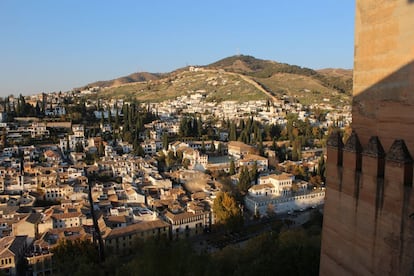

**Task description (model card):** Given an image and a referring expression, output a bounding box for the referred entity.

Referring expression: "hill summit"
[85,55,352,105]
[206,55,352,94]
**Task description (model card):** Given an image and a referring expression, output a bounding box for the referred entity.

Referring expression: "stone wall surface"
[321,137,414,275]
[320,1,414,275]
[353,1,414,149]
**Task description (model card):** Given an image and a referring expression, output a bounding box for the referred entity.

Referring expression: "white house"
[51,211,84,229]
[45,106,66,116]
[165,209,211,239]
[141,140,157,155]
[28,122,49,138]
[44,185,74,201]
[238,154,268,172]
[244,172,324,216]
[182,148,208,171]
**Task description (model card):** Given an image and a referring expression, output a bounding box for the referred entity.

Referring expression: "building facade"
[245,173,324,216]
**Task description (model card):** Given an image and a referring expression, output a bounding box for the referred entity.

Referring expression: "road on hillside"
[202,69,281,104]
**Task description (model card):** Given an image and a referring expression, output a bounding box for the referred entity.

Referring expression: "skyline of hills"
[85,55,352,106]
[85,55,352,93]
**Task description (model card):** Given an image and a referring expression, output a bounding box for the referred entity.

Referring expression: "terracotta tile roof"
[269,173,293,181]
[25,213,42,224]
[0,206,19,216]
[250,183,274,191]
[165,210,208,223]
[228,141,250,148]
[107,219,169,239]
[241,154,267,161]
[106,215,128,224]
[0,236,27,258]
[36,226,92,248]
[261,173,293,181]
[51,212,82,220]
[126,189,137,196]
[44,150,60,158]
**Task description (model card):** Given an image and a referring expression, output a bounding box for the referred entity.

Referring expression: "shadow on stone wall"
[322,59,414,275]
[351,58,414,174]
[352,60,414,149]
[353,60,414,114]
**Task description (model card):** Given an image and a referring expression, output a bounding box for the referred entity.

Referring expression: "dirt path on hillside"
[203,69,280,103]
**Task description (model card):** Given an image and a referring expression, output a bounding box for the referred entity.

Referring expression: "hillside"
[207,55,353,95]
[98,69,269,103]
[87,55,352,106]
[317,68,353,78]
[254,73,348,105]
[207,55,317,78]
[87,72,162,88]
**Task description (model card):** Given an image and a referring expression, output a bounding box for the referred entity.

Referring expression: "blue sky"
[0,1,355,96]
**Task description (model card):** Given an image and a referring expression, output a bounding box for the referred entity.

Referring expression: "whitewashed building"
[244,173,325,216]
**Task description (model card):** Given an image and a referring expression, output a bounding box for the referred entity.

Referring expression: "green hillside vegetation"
[98,70,269,103]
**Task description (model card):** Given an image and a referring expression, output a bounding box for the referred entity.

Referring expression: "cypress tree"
[229,122,237,141]
[229,160,236,175]
[201,139,206,154]
[162,133,169,150]
[238,166,251,193]
[115,105,119,129]
[197,117,203,138]
[108,109,112,125]
[210,140,216,152]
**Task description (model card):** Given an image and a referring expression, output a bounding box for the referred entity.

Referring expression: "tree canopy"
[213,192,243,231]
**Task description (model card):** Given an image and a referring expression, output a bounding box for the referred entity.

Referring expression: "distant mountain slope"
[317,68,353,78]
[207,55,353,95]
[207,55,316,77]
[98,69,269,103]
[83,55,352,106]
[87,72,162,88]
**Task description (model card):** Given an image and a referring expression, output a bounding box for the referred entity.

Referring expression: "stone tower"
[320,1,414,275]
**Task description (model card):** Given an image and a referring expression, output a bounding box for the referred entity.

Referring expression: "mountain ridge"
[86,72,164,88]
[204,55,352,95]
[84,55,352,92]
[84,55,352,105]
